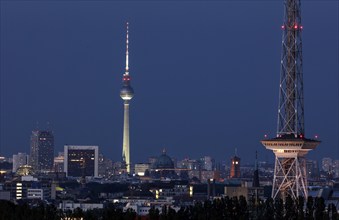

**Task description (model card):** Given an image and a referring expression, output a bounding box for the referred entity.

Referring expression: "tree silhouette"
[314,197,325,219]
[284,195,296,219]
[305,196,314,220]
[296,196,305,220]
[263,197,274,220]
[274,198,284,220]
[149,206,160,220]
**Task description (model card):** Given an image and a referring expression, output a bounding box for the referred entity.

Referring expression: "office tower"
[64,145,99,177]
[53,152,64,173]
[201,156,214,171]
[261,0,320,199]
[322,157,332,172]
[29,130,54,172]
[12,153,29,173]
[230,153,241,178]
[120,22,134,173]
[306,159,319,179]
[333,160,339,178]
[98,154,113,177]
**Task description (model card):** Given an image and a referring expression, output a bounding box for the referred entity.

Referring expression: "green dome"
[16,165,35,176]
[154,149,174,169]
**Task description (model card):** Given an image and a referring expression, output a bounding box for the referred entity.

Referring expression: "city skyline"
[0,1,338,164]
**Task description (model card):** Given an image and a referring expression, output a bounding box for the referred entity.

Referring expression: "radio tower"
[261,0,320,200]
[120,22,134,173]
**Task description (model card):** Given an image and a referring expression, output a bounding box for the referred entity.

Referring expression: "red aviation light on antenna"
[299,134,303,139]
[281,25,285,29]
[300,26,303,29]
[294,25,298,29]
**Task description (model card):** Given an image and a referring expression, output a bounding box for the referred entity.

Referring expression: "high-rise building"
[178,158,200,170]
[120,22,135,173]
[98,154,113,177]
[322,157,332,172]
[333,160,339,178]
[306,159,319,179]
[12,153,29,173]
[29,130,54,172]
[200,156,214,171]
[53,152,64,173]
[230,155,241,178]
[64,145,99,177]
[261,0,320,200]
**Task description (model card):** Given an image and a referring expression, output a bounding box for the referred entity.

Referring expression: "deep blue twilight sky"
[0,1,338,164]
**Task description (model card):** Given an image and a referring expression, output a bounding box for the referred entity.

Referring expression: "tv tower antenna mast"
[261,0,320,200]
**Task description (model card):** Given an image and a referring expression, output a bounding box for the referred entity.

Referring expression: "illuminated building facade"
[64,145,98,177]
[322,157,332,172]
[4,176,51,201]
[53,152,64,173]
[29,130,54,172]
[12,153,29,173]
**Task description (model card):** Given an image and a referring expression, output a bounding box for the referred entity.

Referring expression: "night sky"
[0,1,338,164]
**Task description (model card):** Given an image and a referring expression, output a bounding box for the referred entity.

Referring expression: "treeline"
[0,201,136,220]
[0,196,338,220]
[149,196,338,220]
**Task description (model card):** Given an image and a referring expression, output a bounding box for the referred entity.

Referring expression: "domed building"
[153,149,174,170]
[152,149,176,178]
[16,165,35,176]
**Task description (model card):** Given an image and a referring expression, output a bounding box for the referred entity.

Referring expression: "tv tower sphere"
[120,75,134,101]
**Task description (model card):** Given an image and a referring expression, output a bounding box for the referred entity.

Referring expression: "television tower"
[120,22,134,173]
[261,0,320,200]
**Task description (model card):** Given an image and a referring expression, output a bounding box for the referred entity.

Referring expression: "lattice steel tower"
[261,0,320,200]
[120,22,134,173]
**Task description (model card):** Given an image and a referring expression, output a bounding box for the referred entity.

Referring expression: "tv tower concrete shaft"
[261,0,320,200]
[122,101,131,172]
[120,22,134,173]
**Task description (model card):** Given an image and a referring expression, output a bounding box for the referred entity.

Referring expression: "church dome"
[154,149,174,170]
[16,165,35,176]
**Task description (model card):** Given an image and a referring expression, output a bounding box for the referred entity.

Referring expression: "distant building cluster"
[322,157,339,178]
[0,128,338,214]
